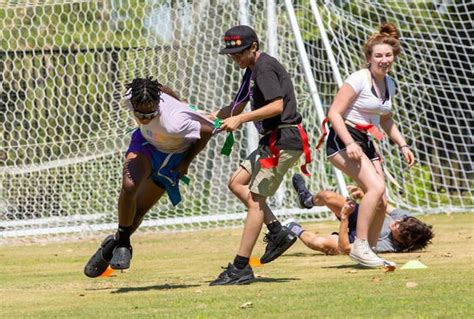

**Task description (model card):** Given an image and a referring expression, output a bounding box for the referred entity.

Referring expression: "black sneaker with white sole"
[84,234,117,278]
[209,263,255,286]
[260,226,297,264]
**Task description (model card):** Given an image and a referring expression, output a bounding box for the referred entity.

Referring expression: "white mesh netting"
[1,0,472,243]
[295,0,473,212]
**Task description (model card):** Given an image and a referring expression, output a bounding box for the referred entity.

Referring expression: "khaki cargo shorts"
[241,145,303,197]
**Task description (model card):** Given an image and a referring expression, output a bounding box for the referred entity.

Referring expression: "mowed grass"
[1,213,473,318]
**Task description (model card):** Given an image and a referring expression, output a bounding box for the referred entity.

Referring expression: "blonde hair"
[363,23,401,61]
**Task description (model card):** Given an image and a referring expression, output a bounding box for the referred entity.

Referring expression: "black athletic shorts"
[325,124,379,160]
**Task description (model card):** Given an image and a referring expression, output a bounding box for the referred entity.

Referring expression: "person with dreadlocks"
[286,174,434,255]
[84,78,214,277]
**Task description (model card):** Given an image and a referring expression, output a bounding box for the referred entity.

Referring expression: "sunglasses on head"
[133,109,160,120]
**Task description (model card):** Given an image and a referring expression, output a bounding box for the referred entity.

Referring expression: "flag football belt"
[314,117,402,188]
[259,124,312,176]
[345,119,402,188]
[344,120,402,189]
[343,119,384,141]
[344,119,385,163]
[315,117,384,151]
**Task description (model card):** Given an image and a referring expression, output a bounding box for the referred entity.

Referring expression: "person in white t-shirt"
[84,78,215,277]
[325,23,415,268]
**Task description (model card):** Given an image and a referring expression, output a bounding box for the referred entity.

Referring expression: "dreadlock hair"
[126,77,163,107]
[397,216,434,252]
[363,22,401,61]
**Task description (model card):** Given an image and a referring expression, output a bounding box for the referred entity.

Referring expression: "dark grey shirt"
[376,208,411,253]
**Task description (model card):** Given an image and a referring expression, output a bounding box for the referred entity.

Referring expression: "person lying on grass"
[286,174,434,255]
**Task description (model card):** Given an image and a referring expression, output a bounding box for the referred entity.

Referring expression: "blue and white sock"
[287,222,304,237]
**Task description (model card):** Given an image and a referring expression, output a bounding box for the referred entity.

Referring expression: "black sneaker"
[260,226,297,264]
[84,234,117,278]
[110,246,133,270]
[292,174,313,209]
[209,263,255,286]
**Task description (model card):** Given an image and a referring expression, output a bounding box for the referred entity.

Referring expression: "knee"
[247,192,265,210]
[376,197,387,213]
[367,181,385,198]
[121,176,140,197]
[227,180,237,195]
[227,178,243,195]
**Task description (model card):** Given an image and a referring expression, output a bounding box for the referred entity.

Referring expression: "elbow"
[200,130,213,142]
[380,116,393,128]
[327,109,339,124]
[274,100,284,115]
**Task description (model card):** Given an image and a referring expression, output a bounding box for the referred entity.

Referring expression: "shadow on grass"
[321,264,372,269]
[281,252,321,258]
[203,277,300,286]
[111,283,200,293]
[253,277,300,283]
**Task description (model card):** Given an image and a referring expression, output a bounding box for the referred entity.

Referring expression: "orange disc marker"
[249,256,263,267]
[99,266,115,277]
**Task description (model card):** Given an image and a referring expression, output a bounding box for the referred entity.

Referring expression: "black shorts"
[325,125,379,160]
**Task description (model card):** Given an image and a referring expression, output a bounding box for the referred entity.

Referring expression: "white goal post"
[1,0,472,243]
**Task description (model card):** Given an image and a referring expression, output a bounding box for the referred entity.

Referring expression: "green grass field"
[1,213,473,318]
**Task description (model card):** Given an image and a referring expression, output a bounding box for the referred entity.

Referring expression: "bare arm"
[213,101,248,120]
[380,114,415,167]
[380,114,408,147]
[327,83,362,160]
[220,98,284,132]
[174,124,213,177]
[337,199,356,254]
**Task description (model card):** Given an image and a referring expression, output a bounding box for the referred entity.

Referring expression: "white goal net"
[1,0,472,243]
[295,0,473,213]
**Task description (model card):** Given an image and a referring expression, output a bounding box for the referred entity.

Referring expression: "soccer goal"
[295,0,473,213]
[1,0,472,242]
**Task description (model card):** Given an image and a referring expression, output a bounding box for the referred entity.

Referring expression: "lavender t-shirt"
[125,92,213,153]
